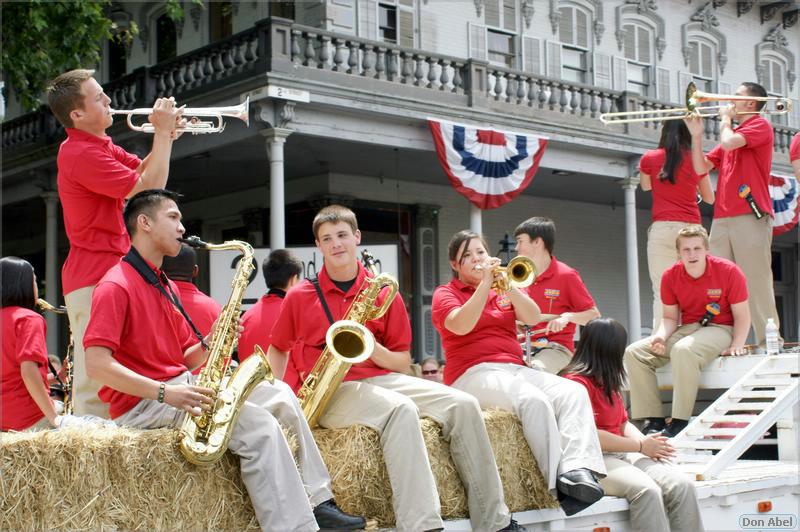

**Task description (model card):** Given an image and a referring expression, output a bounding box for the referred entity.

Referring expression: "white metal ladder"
[671,354,799,480]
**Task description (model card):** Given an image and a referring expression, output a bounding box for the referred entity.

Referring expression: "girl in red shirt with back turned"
[562,318,703,532]
[639,121,714,330]
[1,257,59,431]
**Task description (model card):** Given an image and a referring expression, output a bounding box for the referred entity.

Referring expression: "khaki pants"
[710,214,779,345]
[319,372,510,531]
[453,363,606,491]
[626,323,732,420]
[65,285,109,419]
[116,373,331,532]
[601,453,704,532]
[529,342,573,374]
[647,221,691,330]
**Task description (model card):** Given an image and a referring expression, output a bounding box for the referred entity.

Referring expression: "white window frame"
[687,37,716,93]
[375,0,415,47]
[760,54,789,126]
[622,21,653,96]
[483,0,518,69]
[557,4,591,84]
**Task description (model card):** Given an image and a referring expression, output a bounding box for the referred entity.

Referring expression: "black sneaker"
[641,417,666,435]
[313,499,366,530]
[498,518,527,531]
[663,418,689,438]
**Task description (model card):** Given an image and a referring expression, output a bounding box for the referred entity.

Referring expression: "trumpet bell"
[326,320,375,365]
[507,256,536,289]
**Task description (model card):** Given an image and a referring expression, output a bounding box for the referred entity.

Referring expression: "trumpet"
[476,255,537,292]
[110,97,249,134]
[600,82,793,124]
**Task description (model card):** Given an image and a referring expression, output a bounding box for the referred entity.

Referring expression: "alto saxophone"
[178,236,274,465]
[297,249,399,428]
[36,298,74,415]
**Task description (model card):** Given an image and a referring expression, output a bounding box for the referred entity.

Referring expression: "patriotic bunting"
[770,174,799,236]
[428,119,548,210]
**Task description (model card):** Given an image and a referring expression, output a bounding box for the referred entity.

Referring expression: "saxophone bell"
[326,320,375,365]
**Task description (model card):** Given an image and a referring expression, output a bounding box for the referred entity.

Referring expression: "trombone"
[110,96,249,134]
[599,82,793,124]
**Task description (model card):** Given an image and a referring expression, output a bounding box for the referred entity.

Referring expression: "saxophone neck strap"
[310,277,335,326]
[123,246,208,349]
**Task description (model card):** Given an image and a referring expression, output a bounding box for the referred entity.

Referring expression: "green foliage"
[1,0,203,113]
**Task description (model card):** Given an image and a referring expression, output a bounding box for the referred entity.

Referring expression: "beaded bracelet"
[157,382,166,403]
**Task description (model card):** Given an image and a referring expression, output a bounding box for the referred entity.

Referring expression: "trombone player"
[47,69,184,418]
[683,82,781,348]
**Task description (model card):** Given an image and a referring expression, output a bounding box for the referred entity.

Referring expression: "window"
[688,39,714,92]
[108,38,127,80]
[378,0,414,47]
[155,13,177,63]
[269,1,295,20]
[210,1,233,43]
[622,23,652,95]
[761,56,787,126]
[379,4,397,43]
[559,5,590,83]
[488,30,515,68]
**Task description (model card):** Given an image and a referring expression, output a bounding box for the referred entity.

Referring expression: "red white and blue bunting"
[428,119,548,209]
[771,173,799,236]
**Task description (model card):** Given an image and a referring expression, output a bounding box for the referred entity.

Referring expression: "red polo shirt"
[270,263,410,392]
[706,116,774,219]
[525,257,595,353]
[172,280,221,337]
[239,292,284,362]
[639,148,704,223]
[1,307,49,431]
[84,257,197,418]
[791,132,799,163]
[57,128,141,295]
[563,373,627,437]
[432,278,524,385]
[660,255,748,327]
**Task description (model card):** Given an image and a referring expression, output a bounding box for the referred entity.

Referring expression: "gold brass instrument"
[110,97,249,134]
[476,255,537,292]
[37,298,74,415]
[600,82,793,124]
[178,236,273,465]
[297,251,399,428]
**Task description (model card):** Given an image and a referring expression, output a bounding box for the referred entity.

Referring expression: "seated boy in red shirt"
[625,224,750,437]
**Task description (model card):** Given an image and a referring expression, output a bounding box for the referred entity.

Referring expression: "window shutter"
[559,7,573,45]
[546,40,562,78]
[688,43,699,75]
[468,23,488,61]
[717,80,731,95]
[638,26,650,64]
[656,66,670,102]
[593,52,612,88]
[359,0,377,40]
[485,0,500,28]
[576,9,588,48]
[623,25,635,60]
[613,55,627,91]
[523,36,542,75]
[398,8,414,48]
[503,0,516,32]
[678,71,694,98]
[773,65,783,94]
[701,43,712,78]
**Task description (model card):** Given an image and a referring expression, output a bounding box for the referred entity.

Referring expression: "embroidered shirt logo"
[495,292,512,309]
[707,288,722,300]
[544,288,560,300]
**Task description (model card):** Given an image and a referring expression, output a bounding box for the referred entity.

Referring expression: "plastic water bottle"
[765,318,780,356]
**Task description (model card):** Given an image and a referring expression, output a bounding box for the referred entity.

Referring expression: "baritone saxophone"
[297,249,398,428]
[178,236,274,465]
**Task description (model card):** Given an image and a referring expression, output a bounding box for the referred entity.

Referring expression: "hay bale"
[1,410,556,530]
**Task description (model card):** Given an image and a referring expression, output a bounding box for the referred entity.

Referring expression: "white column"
[622,175,641,341]
[42,191,60,353]
[260,128,293,250]
[469,204,482,235]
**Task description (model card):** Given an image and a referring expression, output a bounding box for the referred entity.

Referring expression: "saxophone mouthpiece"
[179,236,209,248]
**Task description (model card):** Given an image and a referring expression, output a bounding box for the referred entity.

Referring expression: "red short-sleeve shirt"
[270,263,411,392]
[706,116,774,219]
[790,132,800,163]
[525,257,596,353]
[563,373,628,437]
[239,292,284,362]
[660,255,748,327]
[431,278,524,385]
[172,280,221,337]
[57,128,141,295]
[1,307,49,431]
[639,148,704,223]
[84,257,197,418]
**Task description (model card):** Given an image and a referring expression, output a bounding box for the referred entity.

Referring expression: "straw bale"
[1,410,556,530]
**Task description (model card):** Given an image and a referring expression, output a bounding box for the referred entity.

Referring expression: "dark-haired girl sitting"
[1,257,60,431]
[562,318,703,532]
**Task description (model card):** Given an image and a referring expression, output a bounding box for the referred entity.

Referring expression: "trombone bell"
[110,96,250,134]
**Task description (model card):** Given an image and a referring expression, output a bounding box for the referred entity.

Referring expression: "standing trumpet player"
[684,82,780,347]
[47,69,184,418]
[268,205,522,531]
